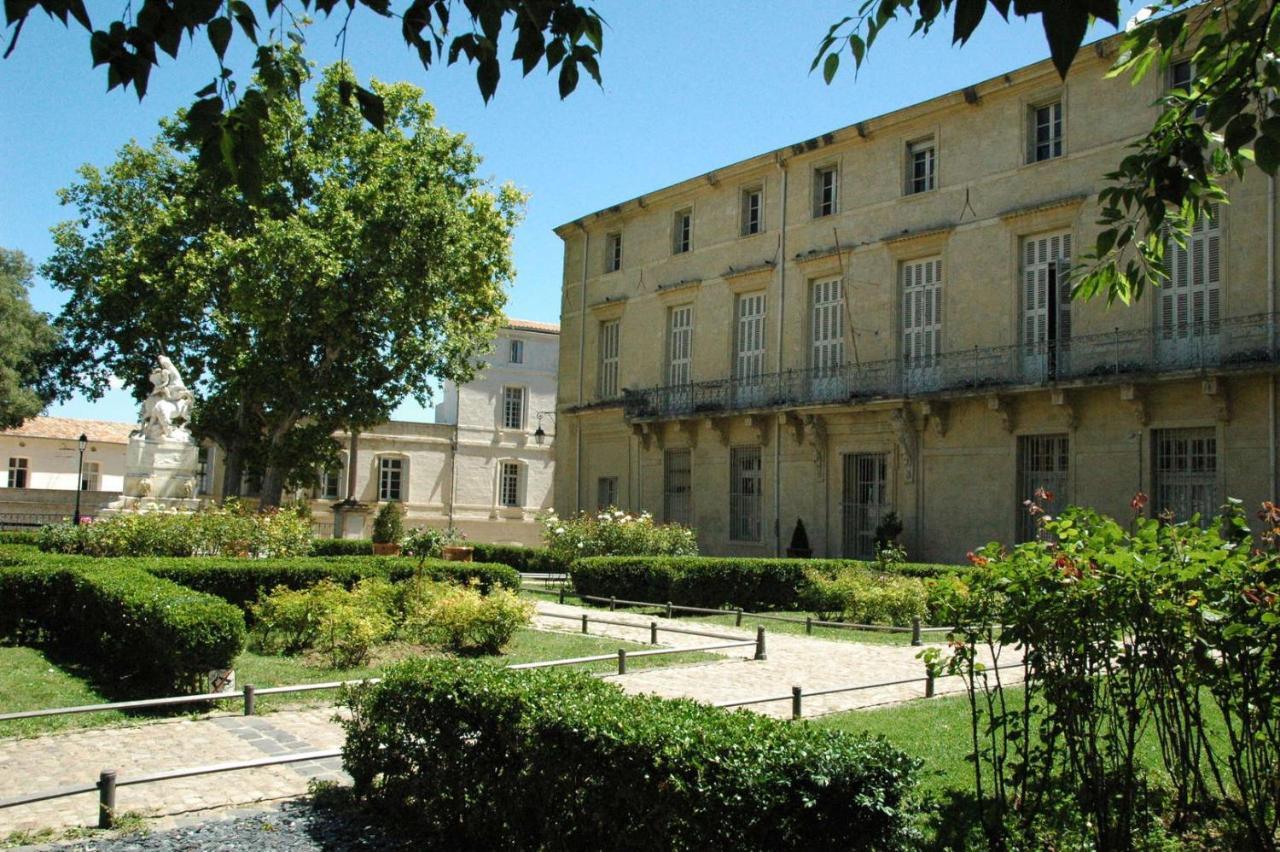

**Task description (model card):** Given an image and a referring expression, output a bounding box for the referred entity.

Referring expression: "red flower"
[1034,487,1054,502]
[967,551,989,567]
[1130,491,1149,511]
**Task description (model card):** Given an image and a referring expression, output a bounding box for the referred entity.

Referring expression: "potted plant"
[439,527,473,562]
[786,518,813,559]
[874,511,904,553]
[371,501,404,556]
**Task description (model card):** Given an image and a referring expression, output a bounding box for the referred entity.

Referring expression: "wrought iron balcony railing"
[622,313,1280,421]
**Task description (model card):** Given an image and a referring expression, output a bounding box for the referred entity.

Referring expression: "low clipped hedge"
[0,530,40,545]
[0,564,246,694]
[570,556,966,612]
[343,659,919,850]
[310,538,374,556]
[469,543,564,574]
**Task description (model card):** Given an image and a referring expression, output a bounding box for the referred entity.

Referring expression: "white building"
[0,416,135,526]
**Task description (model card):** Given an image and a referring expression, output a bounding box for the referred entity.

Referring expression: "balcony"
[623,313,1280,422]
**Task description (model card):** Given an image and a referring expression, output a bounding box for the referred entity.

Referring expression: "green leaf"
[354,85,386,131]
[822,52,839,84]
[1256,134,1280,175]
[953,0,986,45]
[207,16,232,60]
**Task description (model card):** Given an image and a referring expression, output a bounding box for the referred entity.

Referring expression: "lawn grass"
[521,585,947,646]
[0,628,718,738]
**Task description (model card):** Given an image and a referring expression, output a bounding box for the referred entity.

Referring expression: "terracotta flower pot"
[372,542,402,556]
[441,545,474,562]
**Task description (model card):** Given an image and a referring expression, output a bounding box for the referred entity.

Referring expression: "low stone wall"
[0,488,120,527]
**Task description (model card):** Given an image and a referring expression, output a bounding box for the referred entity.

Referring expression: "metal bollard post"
[243,684,256,716]
[98,769,117,829]
[558,586,565,604]
[617,649,627,675]
[735,609,743,627]
[925,672,936,699]
[666,601,673,619]
[755,626,768,661]
[791,686,802,720]
[581,613,589,634]
[911,617,922,647]
[610,596,616,611]
[806,616,813,635]
[650,621,658,645]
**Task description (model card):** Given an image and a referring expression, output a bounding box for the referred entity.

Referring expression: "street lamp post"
[73,433,88,525]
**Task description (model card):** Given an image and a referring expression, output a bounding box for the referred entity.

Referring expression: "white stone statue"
[139,355,195,441]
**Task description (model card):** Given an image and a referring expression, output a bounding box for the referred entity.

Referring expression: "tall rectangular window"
[664,449,692,525]
[907,138,936,194]
[509,339,524,364]
[598,319,620,398]
[1153,428,1217,523]
[729,446,763,542]
[811,278,844,374]
[741,186,763,235]
[673,208,692,254]
[318,463,342,500]
[81,461,101,491]
[197,446,215,495]
[596,476,618,510]
[378,457,403,502]
[1021,231,1073,380]
[1016,434,1069,542]
[841,453,887,558]
[1170,59,1206,118]
[668,305,693,386]
[605,232,622,273]
[734,293,766,381]
[813,165,838,217]
[6,457,27,489]
[902,258,943,384]
[1160,203,1221,364]
[502,386,526,430]
[500,462,521,507]
[1030,100,1063,162]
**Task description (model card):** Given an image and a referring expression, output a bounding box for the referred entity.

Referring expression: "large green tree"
[43,58,522,506]
[0,249,56,429]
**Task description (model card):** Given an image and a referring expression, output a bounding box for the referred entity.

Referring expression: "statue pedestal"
[101,434,204,514]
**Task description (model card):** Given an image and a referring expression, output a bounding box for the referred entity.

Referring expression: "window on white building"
[81,461,101,491]
[907,138,936,194]
[197,446,216,496]
[668,305,693,386]
[378,456,404,502]
[741,186,763,235]
[664,449,691,526]
[1152,428,1217,524]
[598,320,620,398]
[509,338,524,364]
[317,462,343,500]
[500,461,522,507]
[605,232,622,273]
[502,386,526,430]
[1170,59,1206,118]
[596,475,618,510]
[1016,434,1069,543]
[1030,100,1063,162]
[813,165,838,217]
[729,446,762,542]
[7,457,27,489]
[673,208,692,254]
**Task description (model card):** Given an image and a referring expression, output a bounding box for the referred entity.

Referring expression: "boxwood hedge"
[0,564,246,694]
[310,538,374,556]
[569,556,965,611]
[343,659,919,850]
[310,538,566,573]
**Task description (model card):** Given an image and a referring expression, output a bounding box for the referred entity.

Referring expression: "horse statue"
[139,355,195,441]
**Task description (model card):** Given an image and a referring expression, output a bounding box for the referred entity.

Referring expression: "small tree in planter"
[439,527,472,562]
[786,518,812,558]
[371,502,404,556]
[874,511,904,557]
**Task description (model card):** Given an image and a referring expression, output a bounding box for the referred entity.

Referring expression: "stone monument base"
[100,433,205,515]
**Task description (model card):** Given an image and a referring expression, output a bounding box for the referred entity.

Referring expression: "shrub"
[311,538,373,556]
[401,526,444,557]
[469,542,564,573]
[799,569,928,624]
[542,508,698,564]
[0,564,246,694]
[404,584,532,654]
[36,505,312,558]
[0,531,40,546]
[251,578,394,667]
[343,659,919,850]
[371,502,404,545]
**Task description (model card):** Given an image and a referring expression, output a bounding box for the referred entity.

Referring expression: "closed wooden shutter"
[1162,204,1221,339]
[735,293,766,381]
[811,278,844,373]
[902,258,942,367]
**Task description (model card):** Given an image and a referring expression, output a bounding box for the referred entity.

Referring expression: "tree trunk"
[259,465,286,509]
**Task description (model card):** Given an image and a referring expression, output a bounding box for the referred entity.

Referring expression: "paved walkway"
[0,601,1015,838]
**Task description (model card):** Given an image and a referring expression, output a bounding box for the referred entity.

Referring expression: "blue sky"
[1,2,1143,423]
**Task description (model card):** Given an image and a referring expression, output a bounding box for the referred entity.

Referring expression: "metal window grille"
[605,232,622,272]
[1016,434,1070,542]
[7,458,27,489]
[501,462,521,507]
[741,187,762,235]
[1033,101,1063,161]
[378,457,403,502]
[673,209,692,254]
[599,320,620,398]
[813,167,838,217]
[596,476,618,510]
[841,453,887,558]
[729,446,762,542]
[1153,428,1217,524]
[908,140,935,193]
[509,339,524,364]
[668,305,693,386]
[503,386,525,430]
[663,449,692,525]
[81,461,101,491]
[811,278,844,374]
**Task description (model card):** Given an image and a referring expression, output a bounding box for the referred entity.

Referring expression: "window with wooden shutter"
[1021,231,1072,379]
[735,293,766,381]
[1161,204,1221,365]
[902,258,942,384]
[668,305,693,386]
[811,278,844,374]
[598,320,620,398]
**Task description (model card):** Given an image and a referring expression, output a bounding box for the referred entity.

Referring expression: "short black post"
[755,626,767,661]
[666,601,673,619]
[911,617,922,647]
[243,684,256,716]
[650,621,658,645]
[581,613,589,634]
[617,649,627,675]
[558,586,565,604]
[735,609,743,627]
[610,596,616,611]
[806,616,813,635]
[925,672,936,699]
[791,686,803,720]
[98,769,117,829]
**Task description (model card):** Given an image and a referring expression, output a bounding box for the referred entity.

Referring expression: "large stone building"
[552,36,1279,563]
[0,417,137,526]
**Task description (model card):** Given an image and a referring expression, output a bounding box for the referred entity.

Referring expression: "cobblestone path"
[1,601,1015,838]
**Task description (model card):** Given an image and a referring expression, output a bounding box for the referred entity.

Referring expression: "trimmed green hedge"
[570,556,965,611]
[0,565,246,694]
[343,659,919,850]
[0,531,40,545]
[469,543,564,574]
[310,538,373,556]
